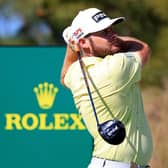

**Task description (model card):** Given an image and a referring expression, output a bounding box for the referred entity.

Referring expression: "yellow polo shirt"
[64,52,153,166]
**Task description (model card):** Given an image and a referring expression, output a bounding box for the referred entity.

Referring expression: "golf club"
[77,51,126,145]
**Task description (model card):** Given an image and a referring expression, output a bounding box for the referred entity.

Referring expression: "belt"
[89,157,150,168]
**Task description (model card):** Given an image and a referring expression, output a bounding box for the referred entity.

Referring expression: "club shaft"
[77,52,100,126]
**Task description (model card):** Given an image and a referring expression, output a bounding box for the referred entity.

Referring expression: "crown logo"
[33,82,58,110]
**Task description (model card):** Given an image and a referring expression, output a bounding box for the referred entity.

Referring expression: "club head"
[98,120,126,145]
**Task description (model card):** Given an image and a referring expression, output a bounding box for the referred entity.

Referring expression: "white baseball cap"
[62,8,125,45]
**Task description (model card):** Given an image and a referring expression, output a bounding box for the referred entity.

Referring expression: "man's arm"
[118,36,151,66]
[61,46,78,86]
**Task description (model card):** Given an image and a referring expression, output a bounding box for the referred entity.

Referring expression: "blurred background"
[0,0,167,167]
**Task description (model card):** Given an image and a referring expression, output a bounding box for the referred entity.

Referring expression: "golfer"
[61,8,153,168]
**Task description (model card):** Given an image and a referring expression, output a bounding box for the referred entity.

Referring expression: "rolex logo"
[33,82,58,110]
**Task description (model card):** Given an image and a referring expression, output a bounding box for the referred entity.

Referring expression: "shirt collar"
[80,56,103,67]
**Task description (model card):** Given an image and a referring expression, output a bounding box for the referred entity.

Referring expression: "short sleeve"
[64,64,73,88]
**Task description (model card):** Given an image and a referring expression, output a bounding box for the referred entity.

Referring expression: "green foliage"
[0,0,167,87]
[144,0,168,21]
[142,25,168,87]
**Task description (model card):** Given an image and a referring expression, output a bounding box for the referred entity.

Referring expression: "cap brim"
[84,17,125,36]
[111,17,125,25]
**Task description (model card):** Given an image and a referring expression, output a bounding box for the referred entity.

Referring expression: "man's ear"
[78,38,87,48]
[78,38,91,55]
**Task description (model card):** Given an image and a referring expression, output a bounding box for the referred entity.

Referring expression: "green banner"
[0,47,92,168]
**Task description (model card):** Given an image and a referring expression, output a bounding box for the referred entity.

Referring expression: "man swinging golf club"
[61,8,153,168]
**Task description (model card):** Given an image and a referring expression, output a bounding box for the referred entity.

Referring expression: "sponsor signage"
[0,47,92,168]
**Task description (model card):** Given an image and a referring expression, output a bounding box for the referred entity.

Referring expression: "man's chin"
[111,47,122,54]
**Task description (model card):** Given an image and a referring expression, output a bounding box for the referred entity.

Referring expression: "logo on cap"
[92,11,107,23]
[72,28,84,41]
